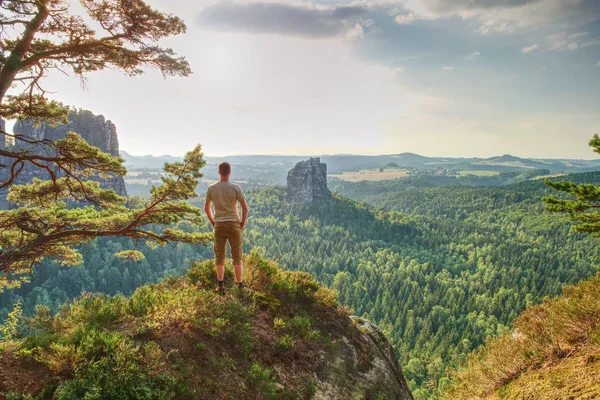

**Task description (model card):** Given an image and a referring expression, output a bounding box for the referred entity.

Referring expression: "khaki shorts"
[213,221,243,265]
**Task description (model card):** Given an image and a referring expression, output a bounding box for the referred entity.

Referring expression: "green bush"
[3,393,36,400]
[314,286,338,308]
[20,332,60,352]
[62,294,127,328]
[287,316,312,338]
[274,271,320,301]
[50,329,177,400]
[2,389,55,400]
[273,318,286,330]
[128,285,168,317]
[243,249,279,292]
[27,305,55,332]
[248,362,278,400]
[305,378,317,398]
[276,334,295,351]
[286,316,322,342]
[187,259,233,288]
[1,300,23,341]
[251,292,284,313]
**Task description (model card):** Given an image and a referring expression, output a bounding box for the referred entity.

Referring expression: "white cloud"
[546,32,583,51]
[549,41,579,51]
[442,66,454,71]
[394,12,419,24]
[521,44,538,54]
[345,23,366,40]
[380,0,600,36]
[465,51,481,60]
[569,32,589,39]
[542,31,600,52]
[582,39,600,48]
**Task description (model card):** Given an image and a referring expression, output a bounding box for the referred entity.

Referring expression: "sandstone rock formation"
[311,316,414,399]
[286,157,332,203]
[14,110,121,156]
[0,110,127,209]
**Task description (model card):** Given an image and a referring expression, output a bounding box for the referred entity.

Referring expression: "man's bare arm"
[240,199,249,229]
[204,201,215,227]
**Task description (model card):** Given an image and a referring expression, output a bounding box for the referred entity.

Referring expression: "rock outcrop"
[0,256,414,400]
[0,110,127,208]
[312,316,414,399]
[13,110,121,157]
[287,157,332,203]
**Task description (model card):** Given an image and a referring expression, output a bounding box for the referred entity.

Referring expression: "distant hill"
[120,151,183,169]
[121,151,600,175]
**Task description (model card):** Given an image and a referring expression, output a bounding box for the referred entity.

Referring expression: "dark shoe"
[237,282,245,290]
[216,286,226,296]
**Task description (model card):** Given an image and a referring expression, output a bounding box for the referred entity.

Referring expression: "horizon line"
[120,150,600,162]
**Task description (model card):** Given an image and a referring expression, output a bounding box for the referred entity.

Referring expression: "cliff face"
[287,157,332,203]
[0,110,127,207]
[13,110,121,157]
[317,316,414,399]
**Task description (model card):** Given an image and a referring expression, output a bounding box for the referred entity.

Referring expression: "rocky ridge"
[0,255,414,400]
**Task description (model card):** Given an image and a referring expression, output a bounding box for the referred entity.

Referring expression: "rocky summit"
[0,253,414,400]
[287,157,332,204]
[0,110,127,208]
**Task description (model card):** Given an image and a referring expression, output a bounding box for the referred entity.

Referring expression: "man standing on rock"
[204,162,249,295]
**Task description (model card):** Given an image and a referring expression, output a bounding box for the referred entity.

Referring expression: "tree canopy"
[543,134,600,234]
[0,0,210,289]
[0,0,190,187]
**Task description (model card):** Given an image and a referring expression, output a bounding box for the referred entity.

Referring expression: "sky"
[8,0,600,158]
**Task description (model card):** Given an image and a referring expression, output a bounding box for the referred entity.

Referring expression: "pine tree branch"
[0,130,125,190]
[0,19,29,25]
[18,33,129,69]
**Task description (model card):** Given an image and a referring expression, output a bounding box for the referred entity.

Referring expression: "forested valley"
[1,172,599,398]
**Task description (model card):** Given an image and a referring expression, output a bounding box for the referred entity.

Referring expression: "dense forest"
[2,173,599,398]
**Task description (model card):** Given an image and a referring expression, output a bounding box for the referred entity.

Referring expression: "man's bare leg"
[233,264,243,284]
[216,264,225,282]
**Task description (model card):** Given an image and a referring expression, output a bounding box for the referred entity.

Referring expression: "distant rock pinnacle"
[286,157,332,203]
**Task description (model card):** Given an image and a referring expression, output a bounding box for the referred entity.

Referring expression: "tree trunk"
[0,4,48,104]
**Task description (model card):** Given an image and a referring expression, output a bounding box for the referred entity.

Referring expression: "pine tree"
[543,134,600,235]
[0,1,210,289]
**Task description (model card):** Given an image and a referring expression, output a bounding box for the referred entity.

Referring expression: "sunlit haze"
[7,0,600,158]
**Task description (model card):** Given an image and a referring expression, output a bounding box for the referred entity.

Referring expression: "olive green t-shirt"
[206,181,245,222]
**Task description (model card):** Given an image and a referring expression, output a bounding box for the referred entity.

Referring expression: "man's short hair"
[218,162,231,175]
